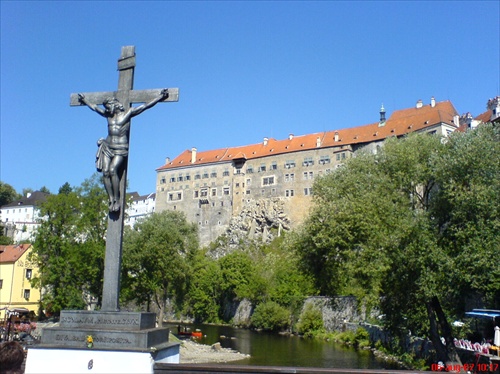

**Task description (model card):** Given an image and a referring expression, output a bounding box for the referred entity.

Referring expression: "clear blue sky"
[1,1,499,196]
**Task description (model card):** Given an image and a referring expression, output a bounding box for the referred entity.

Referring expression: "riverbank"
[178,338,250,364]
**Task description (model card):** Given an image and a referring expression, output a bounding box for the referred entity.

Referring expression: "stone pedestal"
[25,310,180,373]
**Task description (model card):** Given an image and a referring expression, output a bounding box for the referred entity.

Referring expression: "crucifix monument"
[25,46,181,373]
[71,45,178,312]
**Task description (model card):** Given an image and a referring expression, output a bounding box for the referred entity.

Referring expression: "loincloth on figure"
[95,138,129,172]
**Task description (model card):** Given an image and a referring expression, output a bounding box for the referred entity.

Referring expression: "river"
[166,323,399,370]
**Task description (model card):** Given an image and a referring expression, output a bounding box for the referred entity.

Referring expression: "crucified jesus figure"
[78,89,168,212]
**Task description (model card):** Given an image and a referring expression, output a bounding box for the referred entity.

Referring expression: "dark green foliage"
[121,210,198,323]
[30,175,107,314]
[296,303,324,336]
[219,251,266,303]
[250,301,290,332]
[186,250,222,323]
[292,125,500,363]
[0,182,21,206]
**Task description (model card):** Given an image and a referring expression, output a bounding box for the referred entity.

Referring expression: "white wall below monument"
[25,346,180,374]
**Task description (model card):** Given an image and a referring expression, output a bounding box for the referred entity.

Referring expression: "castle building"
[155,98,460,247]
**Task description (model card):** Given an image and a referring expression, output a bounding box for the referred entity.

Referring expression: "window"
[285,173,295,182]
[160,177,166,184]
[170,177,176,183]
[26,269,32,280]
[303,171,314,180]
[246,166,253,174]
[285,189,294,197]
[194,190,199,198]
[271,162,277,170]
[211,172,217,178]
[177,175,184,182]
[319,155,331,164]
[195,174,201,180]
[168,192,182,201]
[304,188,313,196]
[185,174,191,181]
[246,178,251,186]
[211,188,217,197]
[336,153,341,161]
[285,160,296,168]
[259,164,266,172]
[0,279,3,289]
[262,176,275,186]
[24,289,30,299]
[202,172,209,179]
[223,170,230,177]
[303,157,314,166]
[223,188,230,195]
[200,189,208,197]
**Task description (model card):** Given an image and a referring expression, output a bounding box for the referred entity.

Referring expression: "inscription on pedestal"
[42,326,169,350]
[59,310,156,331]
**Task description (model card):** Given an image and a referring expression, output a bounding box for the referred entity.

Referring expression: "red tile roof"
[475,110,492,124]
[0,244,31,263]
[157,100,458,171]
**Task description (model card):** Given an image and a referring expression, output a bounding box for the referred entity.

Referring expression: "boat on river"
[177,325,203,339]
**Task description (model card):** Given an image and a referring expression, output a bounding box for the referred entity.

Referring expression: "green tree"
[39,186,51,194]
[293,129,499,366]
[218,251,266,304]
[58,182,72,195]
[122,210,198,323]
[0,182,21,206]
[186,251,222,323]
[30,176,107,314]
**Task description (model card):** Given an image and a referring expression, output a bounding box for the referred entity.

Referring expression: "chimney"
[379,104,386,126]
[165,157,170,164]
[263,137,268,146]
[316,137,321,147]
[334,132,339,142]
[416,99,423,109]
[289,134,294,140]
[453,115,460,127]
[191,147,197,164]
[430,96,436,107]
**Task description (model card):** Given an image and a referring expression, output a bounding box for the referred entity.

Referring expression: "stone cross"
[70,46,179,311]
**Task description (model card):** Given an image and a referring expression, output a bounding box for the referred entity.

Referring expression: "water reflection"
[165,323,395,369]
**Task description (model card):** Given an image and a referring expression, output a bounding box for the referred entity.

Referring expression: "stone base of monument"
[25,310,180,373]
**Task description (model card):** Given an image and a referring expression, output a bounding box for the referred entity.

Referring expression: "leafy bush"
[354,327,370,348]
[251,301,290,332]
[296,303,324,336]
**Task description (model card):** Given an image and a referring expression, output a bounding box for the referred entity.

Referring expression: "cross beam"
[69,88,179,107]
[70,46,178,312]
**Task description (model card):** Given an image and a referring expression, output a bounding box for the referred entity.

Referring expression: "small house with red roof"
[0,244,40,319]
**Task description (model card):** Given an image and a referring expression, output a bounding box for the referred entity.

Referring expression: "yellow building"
[0,244,40,319]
